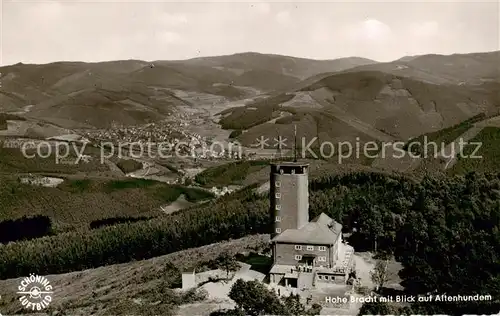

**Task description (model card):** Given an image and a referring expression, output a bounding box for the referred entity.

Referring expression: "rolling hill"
[341,50,500,85]
[0,51,497,141]
[172,52,377,79]
[222,68,499,149]
[0,53,378,129]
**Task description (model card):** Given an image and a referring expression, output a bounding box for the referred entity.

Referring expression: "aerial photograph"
[0,0,499,315]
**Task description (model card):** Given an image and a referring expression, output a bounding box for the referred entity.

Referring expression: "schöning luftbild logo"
[17,274,54,311]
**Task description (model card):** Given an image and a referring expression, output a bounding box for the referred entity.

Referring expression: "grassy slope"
[0,234,268,316]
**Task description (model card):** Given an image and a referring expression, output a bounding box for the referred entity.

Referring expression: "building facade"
[268,162,355,289]
[269,162,309,238]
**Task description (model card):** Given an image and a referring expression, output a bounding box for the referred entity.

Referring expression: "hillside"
[221,70,498,148]
[1,51,497,132]
[0,175,213,231]
[0,53,377,129]
[175,52,377,80]
[0,234,269,316]
[448,126,500,175]
[342,51,500,85]
[0,171,498,315]
[300,71,499,139]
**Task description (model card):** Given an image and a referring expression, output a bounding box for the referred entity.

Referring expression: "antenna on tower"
[276,131,282,159]
[293,124,298,162]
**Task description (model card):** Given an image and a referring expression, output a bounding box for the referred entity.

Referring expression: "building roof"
[310,213,342,234]
[271,213,342,245]
[269,264,298,278]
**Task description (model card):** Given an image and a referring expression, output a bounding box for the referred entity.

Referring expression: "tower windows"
[275,216,281,222]
[276,204,281,210]
[275,181,281,187]
[319,246,326,251]
[307,246,314,251]
[294,255,302,260]
[295,245,302,250]
[275,228,281,233]
[275,193,281,198]
[318,256,327,262]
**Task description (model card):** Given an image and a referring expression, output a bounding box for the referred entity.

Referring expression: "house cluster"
[267,162,355,290]
[19,174,64,187]
[81,120,191,145]
[1,138,52,149]
[209,186,235,197]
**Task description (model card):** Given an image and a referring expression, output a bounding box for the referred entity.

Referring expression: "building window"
[329,276,334,281]
[275,216,281,222]
[276,204,281,210]
[275,181,281,187]
[294,255,302,260]
[295,245,302,250]
[318,275,322,280]
[275,228,281,233]
[318,256,326,262]
[319,246,327,251]
[275,193,281,198]
[306,245,314,251]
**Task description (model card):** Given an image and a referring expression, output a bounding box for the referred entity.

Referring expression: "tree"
[215,251,240,279]
[210,309,245,316]
[370,259,389,292]
[282,294,305,315]
[307,303,322,315]
[229,279,286,316]
[358,301,395,315]
[227,279,317,316]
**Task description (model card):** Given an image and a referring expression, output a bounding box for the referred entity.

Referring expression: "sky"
[1,0,499,66]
